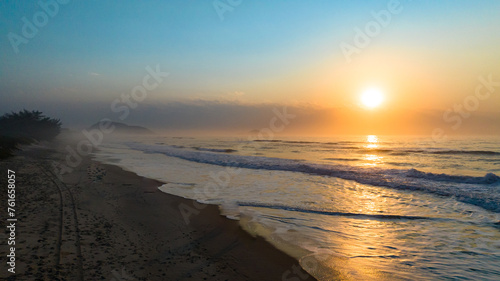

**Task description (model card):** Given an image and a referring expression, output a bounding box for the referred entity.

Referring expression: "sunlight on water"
[361,135,385,167]
[323,187,402,280]
[366,135,379,149]
[361,154,384,167]
[94,135,500,281]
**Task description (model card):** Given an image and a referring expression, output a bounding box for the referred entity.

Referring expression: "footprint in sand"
[87,164,107,182]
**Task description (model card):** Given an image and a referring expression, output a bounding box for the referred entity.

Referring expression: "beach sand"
[0,141,316,280]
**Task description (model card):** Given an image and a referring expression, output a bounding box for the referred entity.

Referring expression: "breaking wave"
[126,142,500,213]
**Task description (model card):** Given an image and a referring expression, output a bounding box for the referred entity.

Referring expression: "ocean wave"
[331,146,360,150]
[358,148,393,153]
[406,169,500,184]
[428,150,500,156]
[238,202,433,220]
[335,141,359,144]
[324,158,360,162]
[389,152,410,156]
[361,148,500,156]
[192,147,237,153]
[393,149,500,156]
[125,142,500,213]
[253,140,360,145]
[254,139,283,143]
[254,140,320,144]
[249,141,500,157]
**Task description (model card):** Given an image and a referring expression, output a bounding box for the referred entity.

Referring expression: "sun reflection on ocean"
[307,183,404,280]
[362,154,384,166]
[366,135,379,149]
[362,135,384,167]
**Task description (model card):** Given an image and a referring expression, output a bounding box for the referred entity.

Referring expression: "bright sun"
[360,88,384,109]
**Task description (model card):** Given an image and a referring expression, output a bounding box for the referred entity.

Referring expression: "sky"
[1,0,499,136]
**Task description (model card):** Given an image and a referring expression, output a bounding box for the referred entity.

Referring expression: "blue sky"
[2,1,358,92]
[1,0,499,134]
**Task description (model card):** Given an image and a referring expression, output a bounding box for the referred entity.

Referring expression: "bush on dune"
[0,110,62,159]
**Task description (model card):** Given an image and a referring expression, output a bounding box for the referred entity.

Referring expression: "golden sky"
[2,1,499,135]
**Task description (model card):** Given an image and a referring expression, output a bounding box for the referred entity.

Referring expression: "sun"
[360,88,384,109]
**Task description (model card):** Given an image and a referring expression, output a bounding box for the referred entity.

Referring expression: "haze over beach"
[1,1,500,280]
[2,0,500,136]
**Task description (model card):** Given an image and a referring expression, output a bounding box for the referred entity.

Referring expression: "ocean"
[93,135,500,280]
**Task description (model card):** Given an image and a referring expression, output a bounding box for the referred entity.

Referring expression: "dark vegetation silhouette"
[0,110,62,159]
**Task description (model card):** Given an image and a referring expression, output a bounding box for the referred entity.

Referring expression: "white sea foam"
[125,141,500,213]
[93,136,500,281]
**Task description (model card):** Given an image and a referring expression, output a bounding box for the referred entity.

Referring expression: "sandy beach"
[3,2,500,280]
[0,140,316,281]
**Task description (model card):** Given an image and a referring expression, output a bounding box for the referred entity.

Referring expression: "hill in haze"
[89,121,154,135]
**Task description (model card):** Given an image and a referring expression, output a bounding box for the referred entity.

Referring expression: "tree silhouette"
[0,110,62,158]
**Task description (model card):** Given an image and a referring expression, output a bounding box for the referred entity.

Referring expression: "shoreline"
[0,141,317,280]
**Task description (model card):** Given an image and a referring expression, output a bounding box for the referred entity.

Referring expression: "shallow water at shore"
[94,135,500,280]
